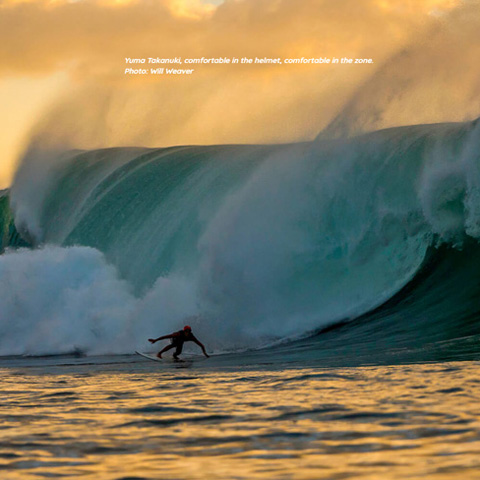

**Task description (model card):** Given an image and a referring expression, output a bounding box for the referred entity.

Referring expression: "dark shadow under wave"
[270,240,480,366]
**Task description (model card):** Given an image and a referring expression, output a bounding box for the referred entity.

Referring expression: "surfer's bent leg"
[158,344,175,358]
[173,343,183,359]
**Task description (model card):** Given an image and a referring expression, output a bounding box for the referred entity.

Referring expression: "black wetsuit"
[170,330,197,356]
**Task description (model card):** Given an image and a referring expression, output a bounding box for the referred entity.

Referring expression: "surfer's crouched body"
[148,325,209,359]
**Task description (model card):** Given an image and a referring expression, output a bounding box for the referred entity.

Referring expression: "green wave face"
[0,193,30,252]
[3,118,480,357]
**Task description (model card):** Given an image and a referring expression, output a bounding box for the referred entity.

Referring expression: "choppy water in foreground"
[1,357,480,480]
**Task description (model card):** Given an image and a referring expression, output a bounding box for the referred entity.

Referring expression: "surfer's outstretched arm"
[193,338,210,358]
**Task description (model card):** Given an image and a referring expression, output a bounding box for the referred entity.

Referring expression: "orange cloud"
[0,0,458,78]
[0,0,475,189]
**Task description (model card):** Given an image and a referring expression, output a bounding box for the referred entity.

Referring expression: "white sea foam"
[0,246,134,356]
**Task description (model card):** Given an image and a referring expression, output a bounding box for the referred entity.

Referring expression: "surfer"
[148,325,210,359]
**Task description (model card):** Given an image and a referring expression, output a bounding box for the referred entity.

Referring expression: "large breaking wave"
[2,118,480,360]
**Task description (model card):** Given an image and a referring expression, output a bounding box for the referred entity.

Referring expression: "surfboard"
[135,351,186,363]
[135,351,163,362]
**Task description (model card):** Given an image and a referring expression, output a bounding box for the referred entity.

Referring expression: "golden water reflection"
[1,361,480,479]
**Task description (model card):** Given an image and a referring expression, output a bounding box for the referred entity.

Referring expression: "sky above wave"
[2,0,479,188]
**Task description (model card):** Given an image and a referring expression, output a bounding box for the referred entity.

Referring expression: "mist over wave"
[1,118,479,358]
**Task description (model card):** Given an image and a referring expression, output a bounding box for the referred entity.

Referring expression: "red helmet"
[183,325,192,332]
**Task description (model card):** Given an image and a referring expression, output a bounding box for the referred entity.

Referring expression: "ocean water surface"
[1,357,480,480]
